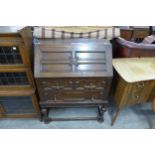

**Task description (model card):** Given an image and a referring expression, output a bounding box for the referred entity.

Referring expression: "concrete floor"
[0,101,155,129]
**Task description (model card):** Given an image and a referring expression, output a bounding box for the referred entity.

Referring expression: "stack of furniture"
[120,26,151,42]
[112,58,155,125]
[0,27,40,118]
[113,37,155,58]
[34,39,113,123]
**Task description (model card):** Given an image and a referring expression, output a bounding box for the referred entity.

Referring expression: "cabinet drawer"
[41,90,106,102]
[126,81,153,105]
[37,78,108,91]
[36,78,110,102]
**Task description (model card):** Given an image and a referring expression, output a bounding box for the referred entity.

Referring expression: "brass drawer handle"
[96,87,105,90]
[53,94,85,102]
[136,82,145,89]
[44,92,48,96]
[63,98,85,101]
[64,87,72,90]
[52,86,64,89]
[134,95,140,100]
[69,81,73,84]
[42,81,46,84]
[85,85,96,89]
[44,87,52,91]
[102,81,106,84]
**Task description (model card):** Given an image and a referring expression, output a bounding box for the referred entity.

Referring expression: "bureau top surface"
[34,39,113,78]
[35,38,111,45]
[113,57,155,83]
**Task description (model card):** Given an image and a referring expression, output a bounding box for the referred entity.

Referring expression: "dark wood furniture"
[112,58,155,125]
[113,37,155,58]
[120,27,150,42]
[34,39,113,123]
[0,27,40,118]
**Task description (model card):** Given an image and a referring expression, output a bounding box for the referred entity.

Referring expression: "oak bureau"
[34,39,113,123]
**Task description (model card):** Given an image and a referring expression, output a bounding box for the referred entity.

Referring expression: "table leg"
[111,108,121,126]
[151,98,155,128]
[152,98,155,112]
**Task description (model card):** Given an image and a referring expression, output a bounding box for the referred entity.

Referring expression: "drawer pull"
[64,87,72,90]
[44,87,52,91]
[85,85,96,89]
[136,83,145,89]
[91,95,94,101]
[44,92,48,96]
[54,95,57,101]
[102,81,107,84]
[42,81,46,84]
[63,98,85,101]
[96,87,105,90]
[52,85,64,89]
[134,95,139,100]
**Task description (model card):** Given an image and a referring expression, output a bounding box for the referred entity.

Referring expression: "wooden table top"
[113,58,155,83]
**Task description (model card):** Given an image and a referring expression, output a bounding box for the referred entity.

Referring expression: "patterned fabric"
[33,26,120,40]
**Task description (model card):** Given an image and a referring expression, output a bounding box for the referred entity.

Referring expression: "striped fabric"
[33,27,120,40]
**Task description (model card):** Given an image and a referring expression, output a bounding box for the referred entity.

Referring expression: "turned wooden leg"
[111,108,121,126]
[41,108,51,124]
[97,105,106,123]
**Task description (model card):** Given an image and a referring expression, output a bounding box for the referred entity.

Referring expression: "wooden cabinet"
[112,58,155,125]
[34,39,113,123]
[113,37,155,58]
[120,27,150,42]
[112,75,155,125]
[114,76,154,107]
[0,27,40,119]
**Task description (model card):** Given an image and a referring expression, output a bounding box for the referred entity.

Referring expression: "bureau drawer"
[36,78,108,92]
[40,90,106,102]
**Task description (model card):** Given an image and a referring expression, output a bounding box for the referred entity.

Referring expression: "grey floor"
[0,100,155,129]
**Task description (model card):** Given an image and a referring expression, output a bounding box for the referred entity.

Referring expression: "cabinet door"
[0,46,23,65]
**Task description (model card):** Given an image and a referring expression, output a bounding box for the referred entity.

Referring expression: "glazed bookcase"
[0,27,40,118]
